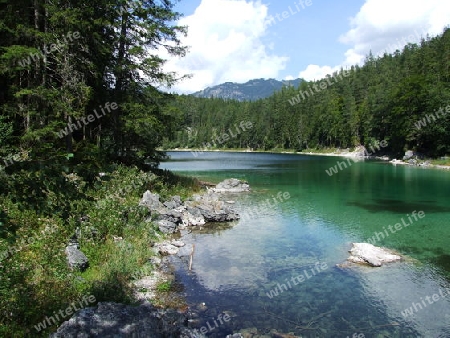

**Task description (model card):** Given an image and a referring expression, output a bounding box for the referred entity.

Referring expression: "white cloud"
[299,65,341,82]
[163,0,288,93]
[298,0,450,81]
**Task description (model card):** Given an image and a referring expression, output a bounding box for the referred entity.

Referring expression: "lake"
[160,151,450,337]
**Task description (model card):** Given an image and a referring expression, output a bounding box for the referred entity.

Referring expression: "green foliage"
[156,281,172,292]
[0,165,196,336]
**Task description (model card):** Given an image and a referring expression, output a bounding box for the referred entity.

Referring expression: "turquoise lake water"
[160,151,450,337]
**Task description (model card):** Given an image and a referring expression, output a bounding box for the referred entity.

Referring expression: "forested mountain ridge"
[165,28,450,158]
[192,78,303,101]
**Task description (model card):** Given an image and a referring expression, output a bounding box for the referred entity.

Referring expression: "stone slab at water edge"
[346,243,402,267]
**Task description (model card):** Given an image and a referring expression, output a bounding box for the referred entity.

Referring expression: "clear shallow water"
[160,152,450,337]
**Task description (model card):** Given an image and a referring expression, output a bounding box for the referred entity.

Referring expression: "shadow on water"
[346,198,450,213]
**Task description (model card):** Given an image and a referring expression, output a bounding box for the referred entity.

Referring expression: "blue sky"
[163,0,450,93]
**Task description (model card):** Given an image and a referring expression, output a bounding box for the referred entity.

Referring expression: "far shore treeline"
[164,28,450,159]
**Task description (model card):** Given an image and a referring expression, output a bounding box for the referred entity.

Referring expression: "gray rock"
[148,256,162,266]
[403,150,414,160]
[65,244,89,272]
[185,199,239,223]
[156,242,179,255]
[50,302,205,338]
[156,220,177,234]
[172,195,182,206]
[170,240,185,247]
[141,179,242,230]
[212,178,250,193]
[181,210,205,227]
[163,200,177,209]
[156,209,183,224]
[347,243,402,267]
[139,190,163,211]
[163,195,182,209]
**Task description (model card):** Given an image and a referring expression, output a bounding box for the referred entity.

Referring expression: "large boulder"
[185,192,240,222]
[212,178,250,193]
[65,242,89,272]
[347,243,402,267]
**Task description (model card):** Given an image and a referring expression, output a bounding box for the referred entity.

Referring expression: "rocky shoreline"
[51,179,251,338]
[52,178,409,338]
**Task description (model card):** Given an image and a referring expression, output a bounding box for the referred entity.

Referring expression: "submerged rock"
[347,243,402,267]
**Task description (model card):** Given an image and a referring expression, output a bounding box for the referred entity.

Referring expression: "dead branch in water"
[188,244,195,271]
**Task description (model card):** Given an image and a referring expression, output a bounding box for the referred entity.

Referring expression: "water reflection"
[163,152,450,337]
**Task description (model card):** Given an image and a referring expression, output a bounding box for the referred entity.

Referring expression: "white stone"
[347,243,402,267]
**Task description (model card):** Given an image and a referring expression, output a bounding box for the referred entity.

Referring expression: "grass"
[430,157,450,166]
[0,164,200,337]
[156,281,172,292]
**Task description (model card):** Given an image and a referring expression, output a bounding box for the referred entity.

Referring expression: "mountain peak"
[192,78,303,101]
